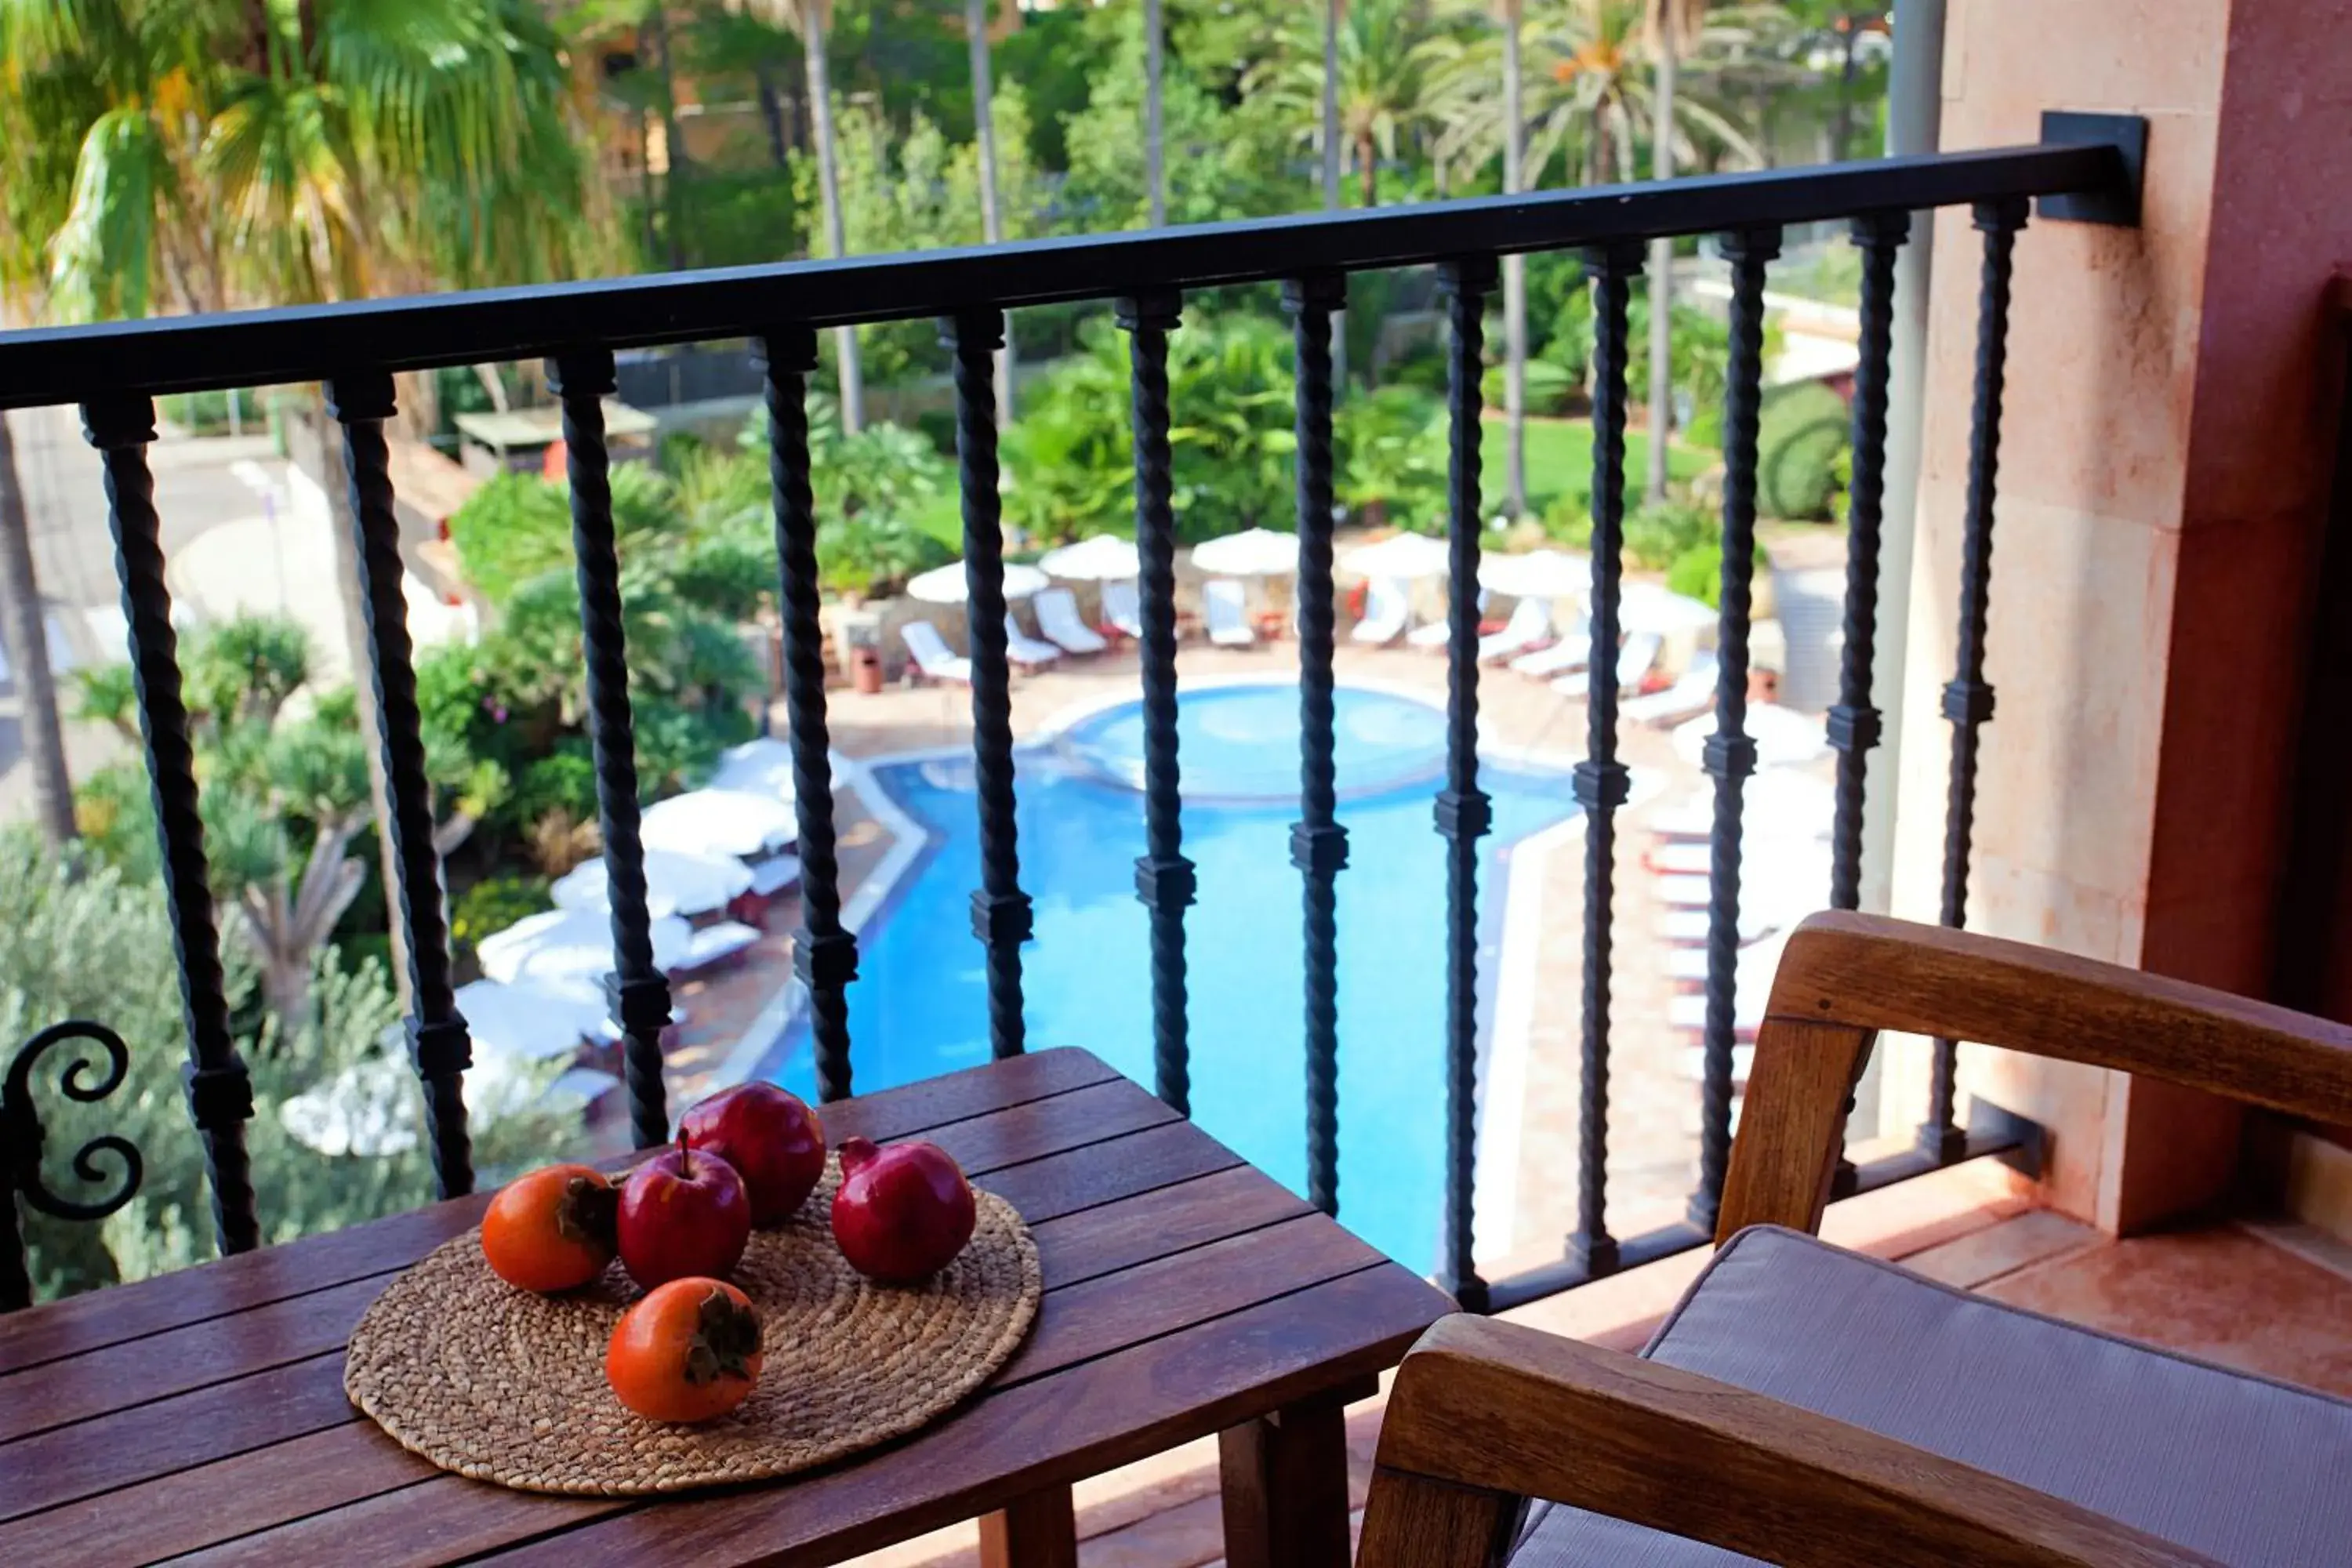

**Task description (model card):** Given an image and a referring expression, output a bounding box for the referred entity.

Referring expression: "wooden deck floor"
[846,1160,2352,1567]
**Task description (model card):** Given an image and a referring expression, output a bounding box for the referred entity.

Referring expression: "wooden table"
[0,1049,1453,1567]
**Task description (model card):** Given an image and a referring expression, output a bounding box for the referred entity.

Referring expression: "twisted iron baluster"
[2,1022,145,1312]
[1436,256,1497,1312]
[548,351,672,1147]
[1825,213,1910,912]
[325,373,474,1198]
[1569,241,1642,1276]
[1924,198,2028,1161]
[1117,292,1196,1114]
[1822,213,1908,1200]
[942,309,1032,1058]
[1689,226,1781,1236]
[80,395,256,1258]
[757,328,858,1104]
[1287,273,1349,1216]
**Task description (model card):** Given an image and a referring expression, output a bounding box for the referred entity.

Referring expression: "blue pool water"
[770,683,1578,1271]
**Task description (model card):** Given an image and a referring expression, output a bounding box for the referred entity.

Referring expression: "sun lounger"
[1621,651,1721,725]
[1004,612,1063,670]
[1549,630,1665,698]
[1352,578,1410,646]
[1205,579,1258,647]
[1033,587,1109,655]
[1101,579,1144,638]
[1479,598,1552,662]
[900,620,973,684]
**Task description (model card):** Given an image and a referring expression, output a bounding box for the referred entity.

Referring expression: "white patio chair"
[1033,587,1109,655]
[1352,578,1411,646]
[1550,630,1665,698]
[1511,613,1592,677]
[1479,598,1552,663]
[1204,579,1258,647]
[1621,651,1722,725]
[1101,579,1144,638]
[900,620,973,684]
[1004,612,1063,670]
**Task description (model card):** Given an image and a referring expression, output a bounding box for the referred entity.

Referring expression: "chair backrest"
[1619,630,1664,684]
[901,619,956,667]
[1364,577,1409,623]
[1035,586,1083,632]
[1204,579,1247,626]
[1501,597,1551,639]
[1102,579,1142,627]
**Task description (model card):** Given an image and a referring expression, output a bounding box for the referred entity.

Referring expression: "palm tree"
[0,415,76,847]
[1499,0,1529,517]
[1251,0,1433,211]
[10,0,597,999]
[1144,0,1167,227]
[964,0,1014,419]
[779,0,862,431]
[1645,0,1707,503]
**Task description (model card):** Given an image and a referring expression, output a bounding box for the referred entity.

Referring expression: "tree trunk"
[637,109,659,263]
[1501,0,1527,518]
[311,390,412,1010]
[967,0,1016,421]
[755,63,790,167]
[1645,35,1679,505]
[1323,0,1347,390]
[1357,131,1378,209]
[1831,20,1860,162]
[0,413,77,847]
[646,5,689,270]
[1143,0,1166,227]
[802,0,862,432]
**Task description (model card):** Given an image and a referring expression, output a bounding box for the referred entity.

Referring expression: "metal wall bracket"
[2038,111,2147,227]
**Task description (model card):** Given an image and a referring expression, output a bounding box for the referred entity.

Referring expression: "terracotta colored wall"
[1886,0,2352,1230]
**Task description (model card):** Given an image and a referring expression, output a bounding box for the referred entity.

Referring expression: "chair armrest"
[1356,1315,2220,1568]
[1719,912,2352,1237]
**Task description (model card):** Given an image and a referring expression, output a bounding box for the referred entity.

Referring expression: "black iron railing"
[0,119,2142,1313]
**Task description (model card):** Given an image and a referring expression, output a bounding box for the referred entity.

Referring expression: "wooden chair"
[1358,912,2352,1568]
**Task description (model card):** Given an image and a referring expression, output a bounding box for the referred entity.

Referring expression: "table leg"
[1218,1394,1353,1568]
[978,1484,1077,1568]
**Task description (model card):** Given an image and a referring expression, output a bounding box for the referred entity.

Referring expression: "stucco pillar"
[1884,0,2352,1230]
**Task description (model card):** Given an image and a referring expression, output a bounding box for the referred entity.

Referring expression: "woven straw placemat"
[344,1160,1039,1495]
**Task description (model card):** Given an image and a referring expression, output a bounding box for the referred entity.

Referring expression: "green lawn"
[1481,415,1713,516]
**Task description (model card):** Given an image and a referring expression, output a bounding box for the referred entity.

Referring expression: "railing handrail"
[0,143,2125,410]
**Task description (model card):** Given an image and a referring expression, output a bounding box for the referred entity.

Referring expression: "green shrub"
[450,874,552,959]
[447,474,575,605]
[1756,382,1851,521]
[1481,357,1579,417]
[1624,499,1715,571]
[1665,539,1773,609]
[514,750,599,828]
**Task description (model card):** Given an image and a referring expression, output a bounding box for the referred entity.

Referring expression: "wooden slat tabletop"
[0,1048,1453,1567]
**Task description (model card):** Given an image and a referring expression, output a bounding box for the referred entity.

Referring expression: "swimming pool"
[768,682,1580,1272]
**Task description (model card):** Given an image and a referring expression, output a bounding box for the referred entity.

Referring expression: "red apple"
[678,1083,826,1227]
[618,1131,753,1290]
[830,1137,978,1284]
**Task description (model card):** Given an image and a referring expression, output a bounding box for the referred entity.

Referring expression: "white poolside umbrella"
[1341,532,1453,580]
[453,978,615,1062]
[1189,527,1298,576]
[1672,703,1830,771]
[550,847,753,920]
[906,561,1049,604]
[1617,581,1719,637]
[706,736,800,804]
[1479,549,1591,601]
[641,788,797,859]
[1039,535,1142,580]
[476,907,695,1000]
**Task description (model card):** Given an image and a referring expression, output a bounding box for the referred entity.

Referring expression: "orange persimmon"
[605,1277,765,1423]
[481,1163,617,1293]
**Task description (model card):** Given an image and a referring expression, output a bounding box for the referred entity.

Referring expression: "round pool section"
[1052,684,1451,802]
[772,681,1580,1274]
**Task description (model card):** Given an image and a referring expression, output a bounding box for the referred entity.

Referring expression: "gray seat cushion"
[1514,1225,2352,1566]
